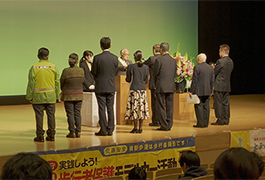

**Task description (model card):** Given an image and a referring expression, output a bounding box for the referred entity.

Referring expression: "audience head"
[1,152,52,180]
[134,50,144,67]
[178,150,200,172]
[100,37,111,50]
[153,44,160,55]
[128,167,146,180]
[214,147,260,180]
[251,151,265,177]
[219,44,230,57]
[69,53,79,67]
[37,47,49,60]
[120,48,130,61]
[160,42,169,55]
[196,53,207,64]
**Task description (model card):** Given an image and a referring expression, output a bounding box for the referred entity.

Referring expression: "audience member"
[144,44,161,127]
[1,152,52,180]
[189,53,214,128]
[116,48,133,75]
[125,50,149,133]
[60,53,84,138]
[251,151,265,177]
[26,47,60,142]
[214,147,260,179]
[91,37,118,136]
[178,150,208,180]
[128,167,146,180]
[154,42,177,131]
[79,50,95,92]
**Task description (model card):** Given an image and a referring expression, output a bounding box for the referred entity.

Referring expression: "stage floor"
[1,94,265,157]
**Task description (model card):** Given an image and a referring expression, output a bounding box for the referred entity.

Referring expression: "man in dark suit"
[211,44,234,125]
[144,44,161,127]
[189,53,214,128]
[91,37,118,136]
[116,48,133,75]
[154,42,177,131]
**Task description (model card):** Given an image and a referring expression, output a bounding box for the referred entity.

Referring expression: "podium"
[115,75,152,125]
[173,93,194,121]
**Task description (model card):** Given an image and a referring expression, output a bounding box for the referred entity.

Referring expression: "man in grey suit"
[116,48,133,75]
[144,44,161,127]
[91,37,118,136]
[211,44,234,125]
[154,42,177,131]
[189,53,214,128]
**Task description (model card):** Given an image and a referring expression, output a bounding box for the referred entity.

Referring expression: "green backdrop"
[0,0,198,96]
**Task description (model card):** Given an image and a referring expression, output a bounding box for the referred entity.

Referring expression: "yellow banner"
[37,137,195,179]
[230,130,250,150]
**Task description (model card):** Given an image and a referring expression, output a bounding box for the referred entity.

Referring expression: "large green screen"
[0,0,198,96]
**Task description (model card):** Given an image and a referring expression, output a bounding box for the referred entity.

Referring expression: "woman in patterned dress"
[125,50,150,133]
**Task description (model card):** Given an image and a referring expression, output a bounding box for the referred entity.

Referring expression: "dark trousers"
[151,89,158,124]
[32,103,55,137]
[96,92,115,134]
[156,93,174,130]
[64,101,82,133]
[194,96,210,127]
[214,91,230,125]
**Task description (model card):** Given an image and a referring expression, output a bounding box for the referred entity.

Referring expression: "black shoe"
[95,131,107,136]
[107,132,113,136]
[211,122,224,125]
[34,136,44,142]
[66,133,75,138]
[46,135,55,141]
[149,122,160,127]
[75,132,81,138]
[137,129,143,133]
[130,128,138,133]
[193,125,206,128]
[156,127,169,131]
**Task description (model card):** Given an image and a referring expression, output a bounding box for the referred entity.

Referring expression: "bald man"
[116,48,133,75]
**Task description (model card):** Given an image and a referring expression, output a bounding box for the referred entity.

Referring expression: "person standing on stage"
[26,47,60,142]
[91,37,118,136]
[189,53,214,128]
[154,42,177,131]
[116,48,133,75]
[211,44,234,125]
[60,53,84,138]
[144,44,161,127]
[79,50,95,92]
[125,50,150,133]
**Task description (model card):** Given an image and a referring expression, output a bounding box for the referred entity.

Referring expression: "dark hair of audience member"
[69,53,79,67]
[100,37,111,49]
[179,150,200,167]
[251,151,265,177]
[37,47,49,60]
[214,147,260,180]
[1,152,52,180]
[128,167,146,180]
[80,50,93,63]
[134,50,144,67]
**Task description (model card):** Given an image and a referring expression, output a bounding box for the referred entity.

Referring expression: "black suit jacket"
[214,56,234,92]
[154,54,177,93]
[116,58,133,75]
[190,62,214,96]
[91,50,118,93]
[126,63,149,90]
[79,60,95,91]
[144,54,161,90]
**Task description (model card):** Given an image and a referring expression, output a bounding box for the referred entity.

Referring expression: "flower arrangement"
[173,44,194,83]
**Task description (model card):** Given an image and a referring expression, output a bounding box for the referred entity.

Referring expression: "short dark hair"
[153,44,160,53]
[179,150,200,167]
[37,47,49,60]
[1,152,52,180]
[214,147,260,180]
[69,53,79,67]
[219,44,230,54]
[160,42,169,52]
[100,37,111,49]
[128,167,146,180]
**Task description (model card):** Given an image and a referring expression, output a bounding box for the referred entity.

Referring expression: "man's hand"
[189,93,193,99]
[89,85,95,90]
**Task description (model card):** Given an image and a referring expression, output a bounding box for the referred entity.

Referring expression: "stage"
[1,94,265,169]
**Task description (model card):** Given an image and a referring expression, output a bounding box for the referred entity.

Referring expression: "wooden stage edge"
[1,94,265,168]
